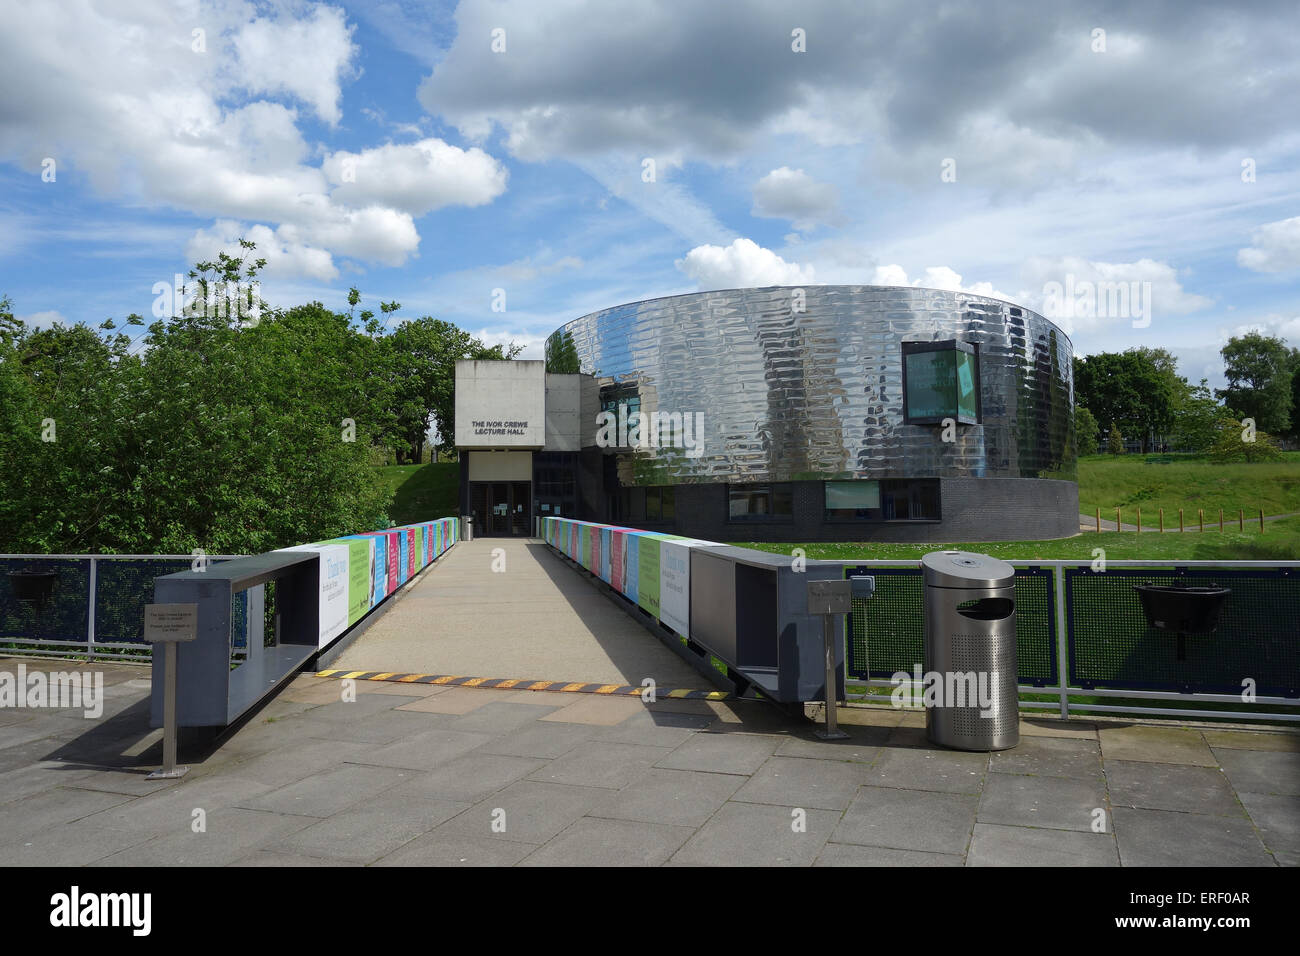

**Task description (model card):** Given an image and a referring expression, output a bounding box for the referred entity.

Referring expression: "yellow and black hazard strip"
[315,669,729,700]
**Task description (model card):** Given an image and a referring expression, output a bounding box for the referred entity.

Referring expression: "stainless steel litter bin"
[460,515,473,542]
[921,550,1019,751]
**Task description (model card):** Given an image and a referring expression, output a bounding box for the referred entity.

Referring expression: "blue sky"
[2,0,1298,390]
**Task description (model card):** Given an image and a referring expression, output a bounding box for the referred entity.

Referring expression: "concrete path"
[330,539,705,690]
[1,659,1296,867]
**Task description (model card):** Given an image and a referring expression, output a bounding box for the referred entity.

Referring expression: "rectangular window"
[824,479,940,522]
[661,487,675,520]
[903,341,980,425]
[646,487,661,521]
[728,484,793,521]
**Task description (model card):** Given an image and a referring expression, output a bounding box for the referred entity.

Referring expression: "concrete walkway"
[330,539,705,690]
[0,660,1296,866]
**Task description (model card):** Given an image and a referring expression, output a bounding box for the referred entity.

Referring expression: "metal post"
[817,613,848,740]
[86,556,97,656]
[1055,565,1070,720]
[148,641,189,780]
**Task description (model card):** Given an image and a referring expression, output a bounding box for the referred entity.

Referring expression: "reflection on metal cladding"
[547,287,1075,487]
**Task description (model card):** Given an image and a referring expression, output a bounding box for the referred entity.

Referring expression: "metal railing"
[1,554,245,661]
[844,559,1300,723]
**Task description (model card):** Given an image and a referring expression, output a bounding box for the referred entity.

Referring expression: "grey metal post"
[1055,566,1070,719]
[86,556,97,655]
[143,603,197,780]
[150,641,188,779]
[819,614,847,739]
[807,579,851,740]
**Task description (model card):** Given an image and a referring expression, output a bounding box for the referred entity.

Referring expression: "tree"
[1107,422,1124,455]
[1073,347,1188,452]
[1216,332,1298,435]
[1075,406,1100,455]
[1171,379,1224,452]
[1208,417,1284,462]
[386,317,522,462]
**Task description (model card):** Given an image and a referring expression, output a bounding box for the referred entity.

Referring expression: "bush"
[1208,417,1284,463]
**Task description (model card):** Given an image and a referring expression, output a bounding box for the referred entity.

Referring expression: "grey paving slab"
[1235,790,1300,863]
[656,732,780,775]
[1098,725,1217,766]
[588,768,745,827]
[989,736,1103,781]
[275,793,470,864]
[434,780,608,845]
[93,807,313,867]
[775,725,888,762]
[1112,806,1276,866]
[0,819,158,866]
[300,707,448,746]
[350,727,496,771]
[444,702,564,735]
[388,753,547,804]
[731,755,871,811]
[1203,730,1300,753]
[865,745,988,794]
[599,709,715,747]
[832,787,978,855]
[79,774,274,834]
[220,739,371,788]
[670,801,840,866]
[1106,760,1245,817]
[528,740,670,790]
[520,817,695,867]
[977,772,1108,833]
[228,850,363,867]
[0,760,99,803]
[968,823,1120,866]
[238,763,412,818]
[374,832,535,867]
[1213,748,1300,796]
[476,720,597,759]
[0,785,134,841]
[814,843,964,867]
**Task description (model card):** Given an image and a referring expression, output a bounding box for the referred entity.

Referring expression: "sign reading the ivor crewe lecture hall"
[470,419,530,437]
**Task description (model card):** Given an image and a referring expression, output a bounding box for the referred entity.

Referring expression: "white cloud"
[323,139,508,216]
[0,1,506,277]
[676,238,814,289]
[751,167,843,230]
[869,264,1016,303]
[1237,216,1300,273]
[186,222,339,282]
[230,6,358,126]
[1018,256,1213,334]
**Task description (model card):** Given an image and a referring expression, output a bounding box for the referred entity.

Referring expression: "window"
[824,479,940,521]
[728,484,793,521]
[644,486,675,522]
[902,341,980,425]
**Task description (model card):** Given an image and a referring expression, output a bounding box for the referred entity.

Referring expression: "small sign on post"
[807,580,852,740]
[143,603,197,780]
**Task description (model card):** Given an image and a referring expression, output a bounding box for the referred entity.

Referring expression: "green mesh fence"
[845,566,1056,686]
[1066,567,1300,696]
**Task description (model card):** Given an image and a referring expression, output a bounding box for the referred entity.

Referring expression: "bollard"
[1220,508,1224,533]
[1199,509,1204,533]
[1136,508,1141,534]
[1116,507,1122,532]
[1260,509,1265,532]
[1179,508,1184,533]
[1095,508,1101,533]
[1159,508,1164,533]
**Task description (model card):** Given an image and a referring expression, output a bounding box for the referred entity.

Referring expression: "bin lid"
[921,550,1015,589]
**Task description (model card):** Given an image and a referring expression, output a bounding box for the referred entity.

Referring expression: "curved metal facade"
[547,286,1076,487]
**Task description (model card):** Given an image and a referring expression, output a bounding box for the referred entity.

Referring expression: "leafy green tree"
[1208,417,1284,462]
[545,330,580,374]
[1074,406,1100,455]
[1073,347,1187,452]
[1216,332,1298,434]
[1107,422,1124,455]
[1171,379,1224,452]
[387,317,522,462]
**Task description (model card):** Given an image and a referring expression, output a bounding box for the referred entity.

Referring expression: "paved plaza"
[0,658,1296,866]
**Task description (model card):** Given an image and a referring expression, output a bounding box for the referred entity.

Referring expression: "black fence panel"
[0,558,90,641]
[1066,567,1300,696]
[844,566,1056,686]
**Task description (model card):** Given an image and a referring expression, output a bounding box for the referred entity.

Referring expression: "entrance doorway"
[470,481,532,536]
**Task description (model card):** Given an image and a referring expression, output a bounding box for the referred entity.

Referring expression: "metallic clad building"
[542,286,1078,542]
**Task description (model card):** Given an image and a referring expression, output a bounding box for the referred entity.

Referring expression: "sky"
[1,0,1298,391]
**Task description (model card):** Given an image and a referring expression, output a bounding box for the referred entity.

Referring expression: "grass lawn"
[374,462,460,526]
[1077,452,1300,519]
[740,515,1300,562]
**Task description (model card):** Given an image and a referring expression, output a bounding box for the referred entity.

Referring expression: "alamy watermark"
[1041,275,1152,328]
[890,664,998,717]
[0,663,103,718]
[594,407,705,458]
[151,274,261,325]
